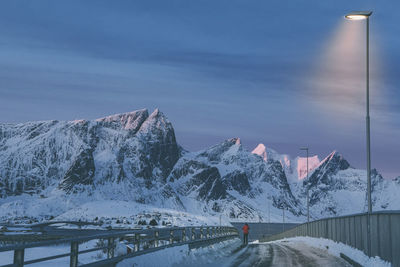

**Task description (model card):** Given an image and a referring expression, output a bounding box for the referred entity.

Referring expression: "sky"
[0,1,399,178]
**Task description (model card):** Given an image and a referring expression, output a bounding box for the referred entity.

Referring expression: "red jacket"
[242,224,249,234]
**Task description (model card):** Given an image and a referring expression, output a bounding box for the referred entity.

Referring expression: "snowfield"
[0,192,231,228]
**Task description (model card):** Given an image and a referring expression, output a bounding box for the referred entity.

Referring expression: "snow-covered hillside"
[167,138,303,222]
[252,146,400,218]
[0,108,180,198]
[0,108,399,225]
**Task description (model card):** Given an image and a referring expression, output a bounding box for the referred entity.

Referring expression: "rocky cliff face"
[167,138,303,220]
[0,109,180,197]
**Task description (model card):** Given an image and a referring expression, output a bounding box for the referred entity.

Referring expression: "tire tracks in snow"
[229,241,351,267]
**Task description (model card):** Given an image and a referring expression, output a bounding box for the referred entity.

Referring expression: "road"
[230,223,299,241]
[229,241,351,267]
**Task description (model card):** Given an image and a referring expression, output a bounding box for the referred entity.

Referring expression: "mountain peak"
[296,155,320,180]
[137,108,172,135]
[229,137,241,145]
[95,109,149,131]
[319,150,348,167]
[252,143,267,161]
[149,108,161,118]
[251,144,282,163]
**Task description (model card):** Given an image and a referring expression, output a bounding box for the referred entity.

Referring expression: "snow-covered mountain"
[167,138,302,222]
[0,108,399,225]
[252,145,400,218]
[0,109,181,202]
[252,144,320,182]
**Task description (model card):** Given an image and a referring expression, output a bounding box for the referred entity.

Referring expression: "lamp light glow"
[345,15,367,20]
[345,11,372,20]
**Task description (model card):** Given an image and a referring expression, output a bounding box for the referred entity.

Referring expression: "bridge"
[262,210,400,266]
[0,226,238,267]
[30,221,102,229]
[0,211,399,266]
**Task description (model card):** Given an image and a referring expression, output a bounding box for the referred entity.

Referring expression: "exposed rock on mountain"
[253,145,400,218]
[0,109,399,223]
[167,138,303,220]
[0,109,180,197]
[59,148,95,192]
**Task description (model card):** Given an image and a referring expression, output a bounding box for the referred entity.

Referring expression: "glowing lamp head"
[345,11,372,20]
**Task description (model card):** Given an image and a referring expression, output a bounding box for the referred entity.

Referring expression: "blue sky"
[0,1,399,178]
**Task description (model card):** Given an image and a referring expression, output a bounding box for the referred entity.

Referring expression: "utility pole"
[300,147,310,223]
[266,201,270,236]
[300,147,310,236]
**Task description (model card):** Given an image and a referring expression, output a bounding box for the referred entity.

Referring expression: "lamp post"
[344,10,373,256]
[300,147,309,223]
[344,10,373,215]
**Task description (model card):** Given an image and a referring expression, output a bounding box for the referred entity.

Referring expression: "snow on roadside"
[0,196,231,228]
[55,200,230,227]
[116,244,188,267]
[117,238,242,267]
[0,240,106,267]
[273,237,390,267]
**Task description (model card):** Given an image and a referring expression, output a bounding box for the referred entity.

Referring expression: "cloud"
[0,0,398,178]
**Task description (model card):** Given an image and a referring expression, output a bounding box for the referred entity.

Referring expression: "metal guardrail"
[0,226,239,267]
[261,210,400,267]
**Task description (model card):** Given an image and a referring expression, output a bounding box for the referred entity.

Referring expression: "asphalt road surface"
[229,241,351,267]
[230,223,299,241]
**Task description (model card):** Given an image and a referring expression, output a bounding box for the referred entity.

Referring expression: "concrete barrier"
[260,210,400,267]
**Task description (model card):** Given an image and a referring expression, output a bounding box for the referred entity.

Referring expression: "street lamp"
[344,11,372,215]
[344,11,373,256]
[300,147,309,223]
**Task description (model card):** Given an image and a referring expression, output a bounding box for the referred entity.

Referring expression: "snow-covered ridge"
[252,143,321,182]
[0,108,180,196]
[95,108,149,131]
[1,109,399,225]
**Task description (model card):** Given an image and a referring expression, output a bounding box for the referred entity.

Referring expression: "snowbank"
[117,238,241,267]
[274,237,391,267]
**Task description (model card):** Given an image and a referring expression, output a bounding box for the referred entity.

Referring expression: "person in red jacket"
[242,223,249,245]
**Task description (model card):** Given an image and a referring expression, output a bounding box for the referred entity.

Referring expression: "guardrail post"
[200,227,203,239]
[13,249,24,267]
[191,228,195,240]
[135,233,140,252]
[207,227,210,239]
[170,230,174,244]
[107,237,115,259]
[155,230,159,247]
[70,242,78,267]
[182,228,186,242]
